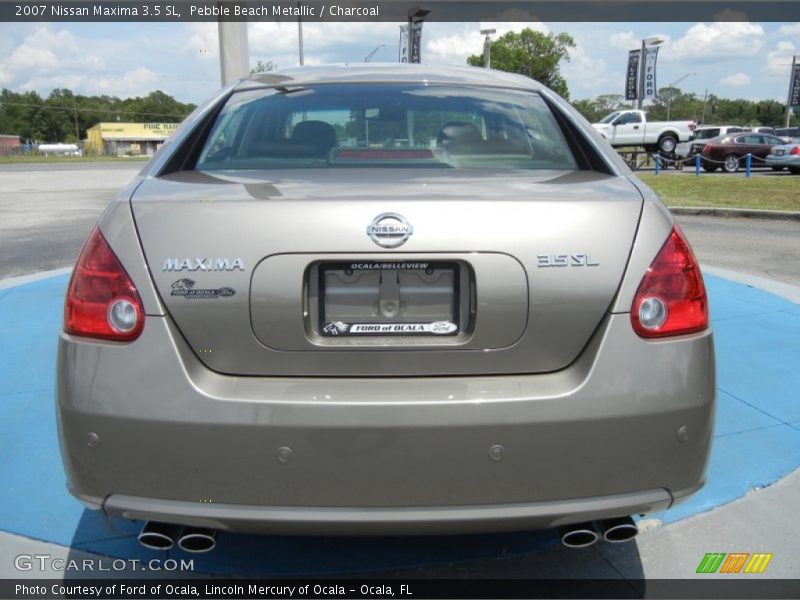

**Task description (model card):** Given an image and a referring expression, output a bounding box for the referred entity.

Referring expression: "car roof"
[236,63,543,91]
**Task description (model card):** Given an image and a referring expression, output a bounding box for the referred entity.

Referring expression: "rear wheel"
[789,167,800,175]
[723,154,741,173]
[658,135,678,154]
[771,166,785,171]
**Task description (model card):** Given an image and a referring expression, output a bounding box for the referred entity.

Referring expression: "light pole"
[480,28,496,68]
[637,35,666,110]
[297,3,304,66]
[665,72,696,120]
[364,44,386,62]
[407,7,430,64]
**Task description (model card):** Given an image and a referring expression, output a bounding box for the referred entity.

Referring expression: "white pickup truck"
[592,110,696,154]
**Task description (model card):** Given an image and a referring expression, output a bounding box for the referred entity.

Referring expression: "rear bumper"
[765,155,800,167]
[57,313,715,534]
[92,488,684,536]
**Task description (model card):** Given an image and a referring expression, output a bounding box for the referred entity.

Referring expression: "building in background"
[85,122,178,156]
[0,134,21,155]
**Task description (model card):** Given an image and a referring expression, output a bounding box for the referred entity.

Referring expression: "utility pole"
[298,3,304,66]
[218,8,249,85]
[786,54,797,128]
[73,101,80,143]
[480,28,495,68]
[700,89,708,125]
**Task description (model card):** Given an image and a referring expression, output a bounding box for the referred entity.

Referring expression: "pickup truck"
[592,110,696,154]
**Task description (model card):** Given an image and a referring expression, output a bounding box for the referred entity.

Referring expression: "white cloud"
[766,41,797,77]
[93,66,158,96]
[777,23,800,36]
[424,22,548,66]
[719,72,752,86]
[185,23,217,60]
[609,31,637,50]
[561,43,614,94]
[668,22,764,60]
[0,65,12,86]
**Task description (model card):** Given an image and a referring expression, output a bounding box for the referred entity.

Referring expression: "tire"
[723,154,741,173]
[789,167,800,175]
[771,166,785,171]
[658,135,678,154]
[702,164,718,173]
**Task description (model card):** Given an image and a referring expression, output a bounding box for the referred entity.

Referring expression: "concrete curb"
[670,206,800,221]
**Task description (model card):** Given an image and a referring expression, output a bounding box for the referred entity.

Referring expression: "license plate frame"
[318,260,461,337]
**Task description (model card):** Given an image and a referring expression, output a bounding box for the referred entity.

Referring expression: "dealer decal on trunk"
[170,279,236,299]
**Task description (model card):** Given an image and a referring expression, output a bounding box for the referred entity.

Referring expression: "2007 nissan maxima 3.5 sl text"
[57,64,714,553]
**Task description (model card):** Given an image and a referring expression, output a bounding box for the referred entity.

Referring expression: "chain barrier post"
[746,153,752,177]
[695,154,701,176]
[655,154,660,175]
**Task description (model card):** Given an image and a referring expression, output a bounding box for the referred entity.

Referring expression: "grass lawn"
[639,173,800,212]
[0,155,149,165]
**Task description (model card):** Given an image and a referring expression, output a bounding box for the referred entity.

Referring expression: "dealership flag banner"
[399,22,424,63]
[399,25,409,62]
[625,50,640,100]
[643,46,659,100]
[789,57,800,107]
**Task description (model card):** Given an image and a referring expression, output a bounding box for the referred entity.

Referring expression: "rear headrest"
[290,120,338,157]
[437,122,482,146]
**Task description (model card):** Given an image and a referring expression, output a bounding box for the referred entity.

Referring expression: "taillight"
[791,146,800,155]
[689,122,697,132]
[702,144,712,154]
[631,226,708,338]
[64,226,144,341]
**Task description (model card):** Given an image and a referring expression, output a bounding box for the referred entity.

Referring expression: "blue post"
[746,153,752,177]
[695,153,701,176]
[655,154,660,175]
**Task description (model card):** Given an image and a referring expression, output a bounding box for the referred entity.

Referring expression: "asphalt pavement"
[2,162,799,286]
[0,163,138,278]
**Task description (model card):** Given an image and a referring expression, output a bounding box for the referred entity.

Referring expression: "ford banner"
[643,46,659,100]
[625,49,640,100]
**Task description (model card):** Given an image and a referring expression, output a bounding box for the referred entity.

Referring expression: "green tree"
[468,29,576,99]
[250,60,277,74]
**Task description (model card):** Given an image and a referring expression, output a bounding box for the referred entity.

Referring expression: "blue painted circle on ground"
[0,273,799,575]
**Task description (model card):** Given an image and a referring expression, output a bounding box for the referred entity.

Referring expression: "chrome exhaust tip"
[601,516,639,543]
[138,521,179,551]
[178,527,217,553]
[558,522,599,548]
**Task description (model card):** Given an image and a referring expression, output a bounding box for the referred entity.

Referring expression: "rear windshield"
[195,84,577,171]
[694,128,721,140]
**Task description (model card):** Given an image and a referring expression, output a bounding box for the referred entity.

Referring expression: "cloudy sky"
[0,20,797,104]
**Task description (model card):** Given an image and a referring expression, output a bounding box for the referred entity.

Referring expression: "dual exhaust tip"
[559,516,639,549]
[138,522,217,553]
[139,516,637,553]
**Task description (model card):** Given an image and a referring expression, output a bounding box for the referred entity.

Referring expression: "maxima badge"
[367,213,413,248]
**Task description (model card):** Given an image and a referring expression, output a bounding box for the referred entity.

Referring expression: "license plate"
[319,261,459,336]
[775,150,785,156]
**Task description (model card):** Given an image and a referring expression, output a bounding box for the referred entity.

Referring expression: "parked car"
[592,109,696,153]
[765,143,800,173]
[675,125,746,162]
[57,64,714,552]
[774,127,800,142]
[746,126,776,135]
[699,132,788,172]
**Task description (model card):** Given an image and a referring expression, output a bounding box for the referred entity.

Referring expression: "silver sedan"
[57,64,714,553]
